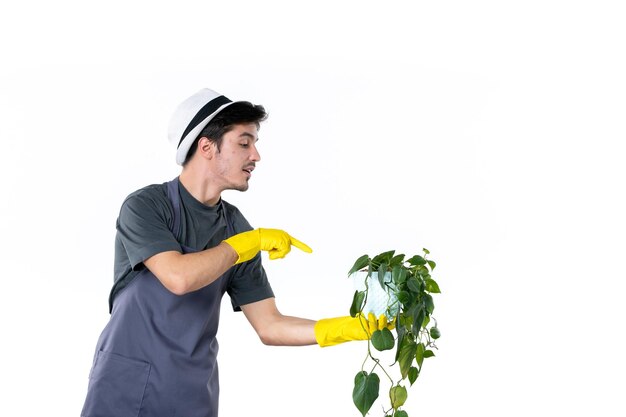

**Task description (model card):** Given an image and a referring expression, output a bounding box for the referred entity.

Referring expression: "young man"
[81,88,388,417]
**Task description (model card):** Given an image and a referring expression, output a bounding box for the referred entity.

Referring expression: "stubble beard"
[233,180,250,192]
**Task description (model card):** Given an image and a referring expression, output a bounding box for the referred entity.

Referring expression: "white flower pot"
[351,271,399,318]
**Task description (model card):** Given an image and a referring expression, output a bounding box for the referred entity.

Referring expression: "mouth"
[242,166,255,177]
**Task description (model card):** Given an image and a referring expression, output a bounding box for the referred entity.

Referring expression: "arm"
[144,242,238,295]
[117,191,237,295]
[145,228,312,296]
[242,297,394,347]
[241,298,317,346]
[121,191,310,296]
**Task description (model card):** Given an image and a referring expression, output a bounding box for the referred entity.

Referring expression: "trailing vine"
[348,249,441,417]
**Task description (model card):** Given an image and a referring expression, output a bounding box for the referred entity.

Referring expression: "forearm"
[241,298,317,346]
[258,315,317,346]
[145,242,238,295]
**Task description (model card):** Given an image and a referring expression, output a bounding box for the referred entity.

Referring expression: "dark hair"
[182,101,268,166]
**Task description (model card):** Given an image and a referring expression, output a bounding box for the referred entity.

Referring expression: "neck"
[179,166,222,207]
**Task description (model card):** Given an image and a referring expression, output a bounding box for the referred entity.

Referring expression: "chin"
[234,183,250,192]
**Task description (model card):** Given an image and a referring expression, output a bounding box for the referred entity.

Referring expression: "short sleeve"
[116,189,182,270]
[227,254,275,311]
[222,202,274,311]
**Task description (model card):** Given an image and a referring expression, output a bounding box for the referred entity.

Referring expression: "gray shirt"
[108,180,274,312]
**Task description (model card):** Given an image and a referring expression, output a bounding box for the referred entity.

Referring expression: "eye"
[240,143,250,148]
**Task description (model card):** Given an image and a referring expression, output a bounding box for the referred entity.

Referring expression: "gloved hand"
[314,313,394,347]
[223,228,312,264]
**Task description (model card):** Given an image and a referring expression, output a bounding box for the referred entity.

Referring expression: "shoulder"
[124,182,168,203]
[118,182,173,223]
[123,183,169,207]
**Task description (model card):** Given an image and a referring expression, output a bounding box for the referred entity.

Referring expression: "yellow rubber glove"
[223,228,312,264]
[314,313,394,347]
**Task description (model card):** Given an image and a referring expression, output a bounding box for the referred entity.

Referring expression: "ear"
[197,137,216,160]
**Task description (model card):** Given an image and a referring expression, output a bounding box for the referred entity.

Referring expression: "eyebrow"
[239,132,259,142]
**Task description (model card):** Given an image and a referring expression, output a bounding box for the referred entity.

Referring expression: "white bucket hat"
[168,88,241,165]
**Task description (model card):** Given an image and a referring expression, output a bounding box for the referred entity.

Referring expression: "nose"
[250,143,261,162]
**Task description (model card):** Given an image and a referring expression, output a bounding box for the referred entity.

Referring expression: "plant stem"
[364,336,394,383]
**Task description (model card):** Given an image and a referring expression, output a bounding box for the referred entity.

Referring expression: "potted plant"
[347,249,441,417]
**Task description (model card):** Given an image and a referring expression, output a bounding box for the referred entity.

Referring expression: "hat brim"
[175,101,243,165]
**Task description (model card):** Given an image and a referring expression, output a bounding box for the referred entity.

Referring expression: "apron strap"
[166,177,182,238]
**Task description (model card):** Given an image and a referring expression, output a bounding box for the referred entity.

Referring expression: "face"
[210,123,261,192]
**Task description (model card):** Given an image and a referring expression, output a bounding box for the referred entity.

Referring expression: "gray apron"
[82,177,234,417]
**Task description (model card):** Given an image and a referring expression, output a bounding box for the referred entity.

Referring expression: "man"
[81,88,388,417]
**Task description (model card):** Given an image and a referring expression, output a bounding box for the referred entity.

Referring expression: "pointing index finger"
[289,235,313,253]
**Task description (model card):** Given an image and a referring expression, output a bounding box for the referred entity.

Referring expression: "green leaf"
[397,291,411,307]
[427,259,436,271]
[350,290,366,317]
[389,385,408,409]
[397,269,408,285]
[416,265,429,276]
[396,410,409,417]
[424,349,436,358]
[423,248,430,255]
[425,278,441,293]
[398,339,417,378]
[381,250,395,262]
[371,328,395,351]
[408,366,419,385]
[407,277,422,293]
[348,254,370,275]
[423,293,434,314]
[390,253,405,266]
[407,255,427,266]
[398,312,412,329]
[372,250,395,267]
[378,263,388,288]
[415,342,426,369]
[391,264,402,285]
[352,371,380,416]
[394,330,405,363]
[412,307,426,335]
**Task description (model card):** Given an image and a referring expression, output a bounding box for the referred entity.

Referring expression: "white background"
[1,1,625,416]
